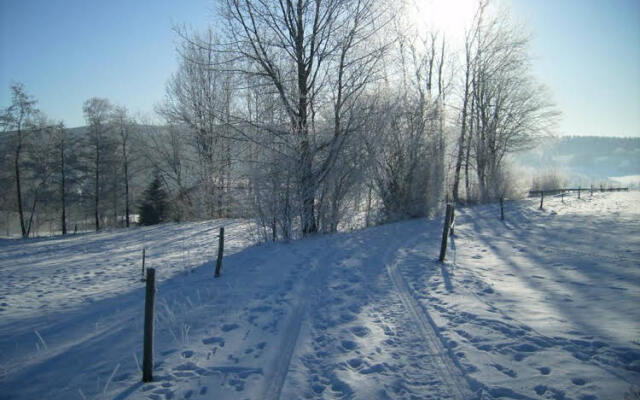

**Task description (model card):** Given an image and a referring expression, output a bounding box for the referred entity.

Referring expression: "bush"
[531,170,568,191]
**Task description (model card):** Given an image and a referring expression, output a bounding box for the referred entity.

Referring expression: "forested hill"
[516,136,640,180]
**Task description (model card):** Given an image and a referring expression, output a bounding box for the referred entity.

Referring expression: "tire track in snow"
[387,258,474,400]
[262,258,322,400]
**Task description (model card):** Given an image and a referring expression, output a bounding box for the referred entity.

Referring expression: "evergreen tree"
[138,172,168,225]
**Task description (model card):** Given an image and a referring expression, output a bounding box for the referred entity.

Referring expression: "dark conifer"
[138,172,168,225]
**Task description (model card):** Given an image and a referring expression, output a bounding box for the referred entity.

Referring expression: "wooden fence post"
[561,192,564,203]
[500,196,505,221]
[142,268,156,383]
[141,248,146,281]
[590,185,593,197]
[578,187,581,199]
[215,227,224,278]
[439,205,453,262]
[539,191,544,210]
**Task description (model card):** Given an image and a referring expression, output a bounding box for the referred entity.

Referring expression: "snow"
[0,192,638,399]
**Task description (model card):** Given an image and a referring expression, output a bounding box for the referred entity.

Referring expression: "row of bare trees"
[0,85,143,238]
[1,0,558,240]
[452,2,558,203]
[161,0,556,239]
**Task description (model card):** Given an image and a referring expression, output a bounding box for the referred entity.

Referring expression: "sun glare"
[408,0,478,42]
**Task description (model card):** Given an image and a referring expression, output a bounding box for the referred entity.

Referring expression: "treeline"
[0,90,151,237]
[1,0,558,240]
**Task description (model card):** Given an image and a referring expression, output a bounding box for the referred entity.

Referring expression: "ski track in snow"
[387,258,473,400]
[0,191,639,399]
[262,252,322,400]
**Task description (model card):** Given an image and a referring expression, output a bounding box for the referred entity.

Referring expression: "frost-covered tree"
[0,83,40,237]
[111,106,136,227]
[219,0,390,236]
[157,29,234,219]
[453,2,558,202]
[83,97,114,231]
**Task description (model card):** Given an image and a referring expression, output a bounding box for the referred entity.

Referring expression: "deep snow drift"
[0,192,638,399]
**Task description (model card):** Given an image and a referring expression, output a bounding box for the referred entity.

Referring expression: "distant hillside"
[516,136,640,182]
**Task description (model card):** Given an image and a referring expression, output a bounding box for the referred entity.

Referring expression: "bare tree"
[452,2,558,202]
[364,24,450,221]
[83,97,114,231]
[112,106,135,227]
[1,83,40,237]
[18,116,58,237]
[51,121,70,234]
[158,29,235,219]
[219,0,390,235]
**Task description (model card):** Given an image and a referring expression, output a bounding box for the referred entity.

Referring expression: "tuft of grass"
[102,363,120,396]
[34,329,48,351]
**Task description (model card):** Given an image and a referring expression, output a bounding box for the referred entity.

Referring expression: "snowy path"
[1,192,638,399]
[280,221,472,399]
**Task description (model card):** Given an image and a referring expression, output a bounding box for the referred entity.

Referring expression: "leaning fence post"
[141,248,146,281]
[142,268,156,383]
[439,204,453,262]
[215,227,224,278]
[539,191,544,210]
[500,196,505,221]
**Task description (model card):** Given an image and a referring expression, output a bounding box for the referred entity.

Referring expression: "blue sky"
[511,0,640,137]
[1,0,639,137]
[0,0,212,126]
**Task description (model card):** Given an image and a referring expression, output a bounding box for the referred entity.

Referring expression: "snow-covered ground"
[0,192,638,399]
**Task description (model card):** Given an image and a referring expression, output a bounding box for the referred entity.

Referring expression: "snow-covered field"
[0,192,638,399]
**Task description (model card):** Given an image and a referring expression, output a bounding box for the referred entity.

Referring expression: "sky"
[1,0,639,137]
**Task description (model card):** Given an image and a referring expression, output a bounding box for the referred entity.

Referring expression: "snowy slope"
[406,192,640,399]
[0,192,638,399]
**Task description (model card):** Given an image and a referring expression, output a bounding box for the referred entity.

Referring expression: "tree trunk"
[15,143,26,238]
[300,141,317,235]
[295,3,316,236]
[123,140,130,228]
[61,141,67,235]
[95,145,100,231]
[453,59,471,203]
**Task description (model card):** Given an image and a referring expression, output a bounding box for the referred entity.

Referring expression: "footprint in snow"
[572,377,587,386]
[202,336,225,346]
[221,323,239,332]
[347,358,363,369]
[350,326,370,337]
[181,350,194,359]
[359,363,385,375]
[341,340,358,351]
[491,363,517,378]
[534,385,547,395]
